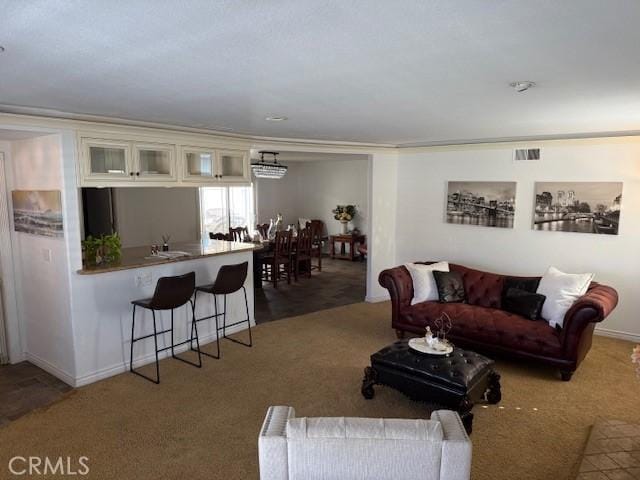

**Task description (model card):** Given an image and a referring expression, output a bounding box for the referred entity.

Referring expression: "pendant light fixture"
[251,151,288,179]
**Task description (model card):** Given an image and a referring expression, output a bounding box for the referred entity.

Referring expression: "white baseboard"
[365,293,390,303]
[73,321,252,387]
[25,352,76,386]
[594,327,640,343]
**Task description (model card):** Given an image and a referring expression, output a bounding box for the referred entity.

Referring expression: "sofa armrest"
[379,265,414,324]
[258,406,295,480]
[431,410,472,480]
[562,283,618,343]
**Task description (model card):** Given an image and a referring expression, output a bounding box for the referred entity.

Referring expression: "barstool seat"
[130,271,202,384]
[193,261,252,359]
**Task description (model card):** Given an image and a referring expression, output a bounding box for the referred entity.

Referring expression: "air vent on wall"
[514,148,541,161]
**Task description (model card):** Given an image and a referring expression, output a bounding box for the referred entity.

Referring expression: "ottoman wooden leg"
[485,370,502,404]
[361,366,378,399]
[458,395,474,434]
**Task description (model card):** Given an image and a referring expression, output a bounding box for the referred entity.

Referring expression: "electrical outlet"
[42,248,52,262]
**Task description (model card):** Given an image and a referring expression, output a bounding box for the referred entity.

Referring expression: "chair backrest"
[209,232,231,241]
[296,227,312,257]
[256,223,269,238]
[211,261,248,295]
[308,220,324,245]
[229,226,249,242]
[148,272,195,310]
[274,230,292,260]
[258,406,470,480]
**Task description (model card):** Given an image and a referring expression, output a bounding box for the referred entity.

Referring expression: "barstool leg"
[243,286,253,347]
[222,294,227,338]
[170,309,175,358]
[151,310,160,384]
[221,287,253,348]
[214,294,221,359]
[190,299,202,368]
[129,305,136,374]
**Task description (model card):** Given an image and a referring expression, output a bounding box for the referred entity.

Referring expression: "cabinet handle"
[129,172,134,176]
[136,172,140,176]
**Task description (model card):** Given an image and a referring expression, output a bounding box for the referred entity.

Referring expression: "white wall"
[256,157,369,236]
[113,187,200,247]
[394,138,640,338]
[8,134,76,379]
[367,153,399,301]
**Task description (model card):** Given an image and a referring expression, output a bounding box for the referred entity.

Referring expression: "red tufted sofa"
[379,263,618,381]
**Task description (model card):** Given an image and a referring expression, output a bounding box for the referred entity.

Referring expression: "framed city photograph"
[533,182,622,235]
[446,181,516,228]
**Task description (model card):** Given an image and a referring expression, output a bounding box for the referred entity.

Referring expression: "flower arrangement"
[632,345,640,378]
[332,205,356,223]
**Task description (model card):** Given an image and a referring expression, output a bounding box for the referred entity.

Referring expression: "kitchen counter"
[77,240,259,275]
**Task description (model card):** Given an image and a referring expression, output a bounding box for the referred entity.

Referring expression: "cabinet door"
[216,149,250,183]
[133,143,177,181]
[181,147,216,183]
[81,138,132,182]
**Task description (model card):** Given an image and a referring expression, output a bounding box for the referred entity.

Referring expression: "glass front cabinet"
[181,147,250,184]
[80,138,133,182]
[79,135,249,186]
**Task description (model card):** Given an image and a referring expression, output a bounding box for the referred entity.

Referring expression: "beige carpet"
[1,302,639,480]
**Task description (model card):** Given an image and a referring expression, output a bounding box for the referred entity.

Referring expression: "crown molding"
[397,130,640,150]
[0,105,395,154]
[2,104,639,153]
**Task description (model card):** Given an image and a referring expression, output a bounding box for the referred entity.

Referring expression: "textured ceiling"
[1,0,639,145]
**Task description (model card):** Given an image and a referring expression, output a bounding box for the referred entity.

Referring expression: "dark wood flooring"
[255,257,367,323]
[0,361,73,428]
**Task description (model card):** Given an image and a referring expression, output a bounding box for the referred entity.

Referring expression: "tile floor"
[576,419,640,479]
[254,256,367,323]
[0,361,73,428]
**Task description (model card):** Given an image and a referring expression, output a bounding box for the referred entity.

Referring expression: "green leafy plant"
[332,205,356,222]
[82,233,122,266]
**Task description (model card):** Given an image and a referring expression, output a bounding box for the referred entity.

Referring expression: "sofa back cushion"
[449,264,505,308]
[286,417,443,480]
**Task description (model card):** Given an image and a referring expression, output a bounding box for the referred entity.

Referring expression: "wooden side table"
[329,234,366,261]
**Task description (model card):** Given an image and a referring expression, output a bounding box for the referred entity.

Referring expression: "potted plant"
[332,205,356,234]
[82,233,122,266]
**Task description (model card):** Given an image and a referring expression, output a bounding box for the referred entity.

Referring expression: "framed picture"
[446,181,516,228]
[12,190,64,238]
[533,182,622,235]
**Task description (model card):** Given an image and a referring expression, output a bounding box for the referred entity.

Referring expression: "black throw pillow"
[503,287,546,321]
[502,277,540,298]
[432,271,467,303]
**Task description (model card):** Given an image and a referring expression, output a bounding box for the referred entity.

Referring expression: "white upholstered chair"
[258,406,471,480]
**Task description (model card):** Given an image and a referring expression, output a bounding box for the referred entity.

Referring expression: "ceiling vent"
[514,148,541,161]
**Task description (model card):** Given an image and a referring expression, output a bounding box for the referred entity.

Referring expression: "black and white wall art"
[533,182,622,235]
[446,181,516,228]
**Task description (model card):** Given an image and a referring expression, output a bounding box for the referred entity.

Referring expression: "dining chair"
[308,220,325,272]
[229,226,249,242]
[262,230,292,288]
[293,227,313,280]
[209,232,231,241]
[256,223,269,239]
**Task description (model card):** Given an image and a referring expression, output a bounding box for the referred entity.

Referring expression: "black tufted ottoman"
[361,339,501,433]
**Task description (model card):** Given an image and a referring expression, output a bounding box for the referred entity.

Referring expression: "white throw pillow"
[405,262,450,305]
[537,266,594,328]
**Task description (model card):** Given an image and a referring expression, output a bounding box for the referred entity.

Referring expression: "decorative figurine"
[425,326,438,347]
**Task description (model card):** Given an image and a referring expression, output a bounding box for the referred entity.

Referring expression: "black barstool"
[192,261,252,359]
[130,272,202,384]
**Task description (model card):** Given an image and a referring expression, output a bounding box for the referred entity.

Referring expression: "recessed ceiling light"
[265,116,288,122]
[509,81,536,93]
